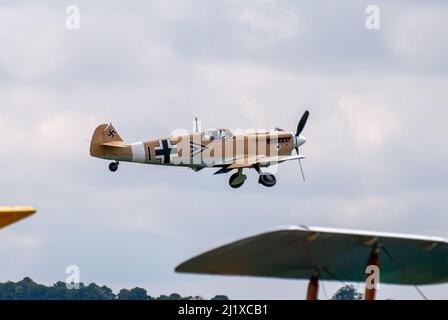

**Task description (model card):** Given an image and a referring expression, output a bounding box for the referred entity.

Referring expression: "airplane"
[176,226,448,300]
[90,111,310,188]
[0,206,36,229]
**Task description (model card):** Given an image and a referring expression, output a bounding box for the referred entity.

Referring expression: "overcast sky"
[0,0,447,299]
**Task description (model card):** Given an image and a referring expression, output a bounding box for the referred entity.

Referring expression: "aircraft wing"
[223,155,305,169]
[255,154,305,166]
[176,226,448,285]
[0,206,36,229]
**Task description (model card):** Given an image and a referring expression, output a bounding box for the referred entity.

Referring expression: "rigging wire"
[382,246,428,300]
[321,280,329,300]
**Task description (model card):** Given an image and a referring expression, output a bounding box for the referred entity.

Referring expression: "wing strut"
[365,247,380,300]
[306,271,320,300]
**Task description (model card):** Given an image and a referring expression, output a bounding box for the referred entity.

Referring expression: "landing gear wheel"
[109,161,119,172]
[258,173,277,187]
[229,173,247,189]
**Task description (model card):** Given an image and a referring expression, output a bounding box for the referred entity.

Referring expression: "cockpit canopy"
[202,128,234,141]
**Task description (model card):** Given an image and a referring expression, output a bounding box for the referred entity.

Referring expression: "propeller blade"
[295,111,308,181]
[298,159,306,181]
[295,146,306,181]
[296,110,310,136]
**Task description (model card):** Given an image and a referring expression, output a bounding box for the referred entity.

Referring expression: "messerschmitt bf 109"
[90,111,309,188]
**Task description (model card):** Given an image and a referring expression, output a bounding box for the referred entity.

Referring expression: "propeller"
[296,110,309,137]
[294,110,309,181]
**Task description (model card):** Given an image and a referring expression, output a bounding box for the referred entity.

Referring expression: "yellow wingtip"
[0,206,37,229]
[0,206,37,214]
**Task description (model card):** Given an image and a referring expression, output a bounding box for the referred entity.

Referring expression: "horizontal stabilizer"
[101,141,128,148]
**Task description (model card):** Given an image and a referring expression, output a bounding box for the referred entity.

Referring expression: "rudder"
[90,123,123,158]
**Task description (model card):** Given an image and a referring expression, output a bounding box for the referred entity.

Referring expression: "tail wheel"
[109,161,119,172]
[229,173,246,188]
[258,173,277,187]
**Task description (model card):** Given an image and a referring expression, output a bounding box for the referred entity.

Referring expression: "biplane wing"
[176,226,448,285]
[0,206,36,229]
[223,155,306,169]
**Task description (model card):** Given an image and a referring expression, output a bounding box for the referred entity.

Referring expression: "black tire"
[109,162,119,172]
[258,173,277,187]
[229,173,245,188]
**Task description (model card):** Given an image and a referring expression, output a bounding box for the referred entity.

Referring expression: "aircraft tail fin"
[90,123,124,158]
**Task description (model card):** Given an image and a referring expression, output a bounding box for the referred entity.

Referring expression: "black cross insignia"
[155,140,174,164]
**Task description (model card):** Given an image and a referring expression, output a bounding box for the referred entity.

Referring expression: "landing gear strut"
[229,169,247,188]
[109,161,119,172]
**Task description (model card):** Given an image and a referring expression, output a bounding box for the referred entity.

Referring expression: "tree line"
[0,277,229,300]
[0,277,364,300]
